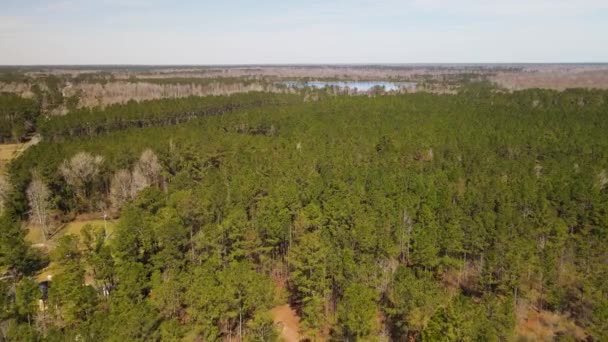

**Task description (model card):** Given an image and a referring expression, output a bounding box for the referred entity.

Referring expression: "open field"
[26,218,117,246]
[0,135,41,172]
[0,143,24,172]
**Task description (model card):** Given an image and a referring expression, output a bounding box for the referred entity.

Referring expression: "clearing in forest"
[0,143,23,172]
[0,134,41,172]
[26,218,117,247]
[28,218,117,283]
[271,304,301,342]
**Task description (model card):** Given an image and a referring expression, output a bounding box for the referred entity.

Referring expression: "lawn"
[26,219,117,245]
[0,143,23,172]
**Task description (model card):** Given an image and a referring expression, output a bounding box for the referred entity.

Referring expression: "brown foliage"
[59,151,104,203]
[109,149,164,212]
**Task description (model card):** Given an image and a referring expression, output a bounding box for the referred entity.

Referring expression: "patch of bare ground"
[515,302,587,341]
[271,304,301,342]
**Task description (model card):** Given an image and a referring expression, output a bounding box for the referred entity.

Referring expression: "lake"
[277,81,416,92]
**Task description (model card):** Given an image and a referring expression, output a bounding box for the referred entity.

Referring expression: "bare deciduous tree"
[131,149,162,194]
[26,172,51,241]
[59,152,104,201]
[109,149,163,212]
[109,169,132,211]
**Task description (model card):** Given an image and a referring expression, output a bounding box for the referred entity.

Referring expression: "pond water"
[277,81,416,92]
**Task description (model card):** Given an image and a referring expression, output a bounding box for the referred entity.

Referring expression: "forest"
[0,85,607,341]
[0,94,39,143]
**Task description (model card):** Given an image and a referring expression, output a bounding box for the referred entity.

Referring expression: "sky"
[1,0,608,65]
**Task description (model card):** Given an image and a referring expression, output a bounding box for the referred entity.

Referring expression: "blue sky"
[1,0,607,64]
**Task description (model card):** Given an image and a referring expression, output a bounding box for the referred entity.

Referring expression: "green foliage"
[14,278,39,323]
[0,215,44,275]
[38,92,300,140]
[246,310,278,342]
[386,266,446,336]
[288,231,328,333]
[0,93,39,142]
[184,261,275,340]
[337,283,378,340]
[1,89,607,340]
[48,235,98,327]
[411,203,440,267]
[422,294,515,341]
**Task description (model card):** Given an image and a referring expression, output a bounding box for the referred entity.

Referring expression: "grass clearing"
[0,143,22,160]
[26,219,117,246]
[0,143,23,172]
[0,135,40,173]
[62,219,117,239]
[30,218,118,283]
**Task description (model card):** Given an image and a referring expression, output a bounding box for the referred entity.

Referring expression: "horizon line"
[1,62,608,69]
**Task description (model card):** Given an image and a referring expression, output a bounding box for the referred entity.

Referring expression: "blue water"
[278,81,416,92]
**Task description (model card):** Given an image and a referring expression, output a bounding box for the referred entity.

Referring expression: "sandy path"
[271,304,300,342]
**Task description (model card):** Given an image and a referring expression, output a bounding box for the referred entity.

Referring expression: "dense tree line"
[1,88,607,340]
[38,93,300,140]
[0,93,39,143]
